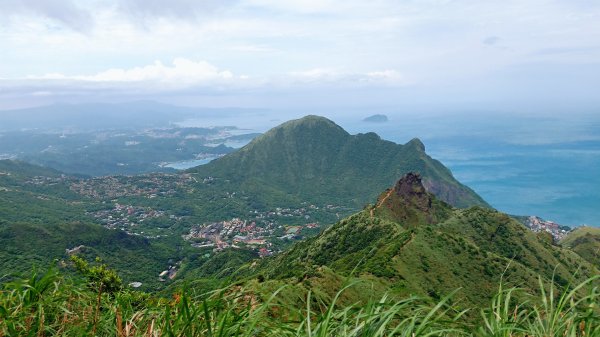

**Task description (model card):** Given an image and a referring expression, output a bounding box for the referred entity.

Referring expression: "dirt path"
[370,188,395,217]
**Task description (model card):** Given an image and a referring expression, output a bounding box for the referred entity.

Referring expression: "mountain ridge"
[247,172,598,310]
[189,115,489,209]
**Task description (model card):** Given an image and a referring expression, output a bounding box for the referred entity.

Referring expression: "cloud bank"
[1,0,599,109]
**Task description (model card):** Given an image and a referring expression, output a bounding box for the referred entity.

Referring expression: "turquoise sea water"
[165,157,217,170]
[338,112,600,228]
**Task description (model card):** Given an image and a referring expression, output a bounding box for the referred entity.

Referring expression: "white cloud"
[290,68,407,85]
[27,58,237,87]
[364,70,403,82]
[1,0,600,108]
[18,61,406,91]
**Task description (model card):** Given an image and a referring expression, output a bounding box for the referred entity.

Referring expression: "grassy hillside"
[561,226,600,267]
[248,173,599,312]
[0,265,597,336]
[0,161,598,335]
[190,115,488,209]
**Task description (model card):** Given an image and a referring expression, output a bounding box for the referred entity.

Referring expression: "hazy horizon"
[1,0,599,112]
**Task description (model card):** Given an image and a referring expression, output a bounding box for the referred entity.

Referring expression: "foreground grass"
[0,268,598,336]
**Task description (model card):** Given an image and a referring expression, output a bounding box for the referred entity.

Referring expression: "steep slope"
[561,226,600,266]
[189,115,488,209]
[250,173,598,309]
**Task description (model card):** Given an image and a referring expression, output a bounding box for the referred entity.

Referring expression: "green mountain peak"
[254,174,599,311]
[265,115,347,136]
[190,116,489,209]
[406,137,425,152]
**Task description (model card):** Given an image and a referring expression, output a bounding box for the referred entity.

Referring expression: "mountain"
[248,173,598,310]
[190,115,488,209]
[561,226,600,266]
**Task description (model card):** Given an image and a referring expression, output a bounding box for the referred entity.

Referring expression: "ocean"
[338,111,600,228]
[180,109,600,227]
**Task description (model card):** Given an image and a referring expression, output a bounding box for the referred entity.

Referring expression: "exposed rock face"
[393,172,434,214]
[373,172,452,227]
[395,172,427,198]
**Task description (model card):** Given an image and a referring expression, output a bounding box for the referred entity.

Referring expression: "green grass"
[1,266,597,336]
[561,227,600,267]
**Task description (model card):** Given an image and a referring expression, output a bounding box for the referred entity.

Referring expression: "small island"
[362,114,389,123]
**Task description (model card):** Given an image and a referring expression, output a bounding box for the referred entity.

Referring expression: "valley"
[0,115,598,335]
[2,115,597,299]
[0,116,492,289]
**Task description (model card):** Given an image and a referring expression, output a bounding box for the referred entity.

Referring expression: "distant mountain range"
[0,101,264,131]
[0,126,241,176]
[190,115,488,209]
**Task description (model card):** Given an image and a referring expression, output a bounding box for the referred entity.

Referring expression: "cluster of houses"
[525,216,570,241]
[254,204,340,220]
[183,218,273,249]
[183,216,323,257]
[70,174,195,199]
[158,263,179,282]
[88,203,178,238]
[26,175,69,186]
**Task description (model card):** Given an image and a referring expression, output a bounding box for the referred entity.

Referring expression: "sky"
[1,0,600,111]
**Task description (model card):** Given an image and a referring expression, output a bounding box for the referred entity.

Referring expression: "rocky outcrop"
[373,172,453,227]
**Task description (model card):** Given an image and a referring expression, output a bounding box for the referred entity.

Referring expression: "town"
[18,171,580,253]
[70,173,197,199]
[525,216,570,241]
[183,217,321,257]
[87,203,181,239]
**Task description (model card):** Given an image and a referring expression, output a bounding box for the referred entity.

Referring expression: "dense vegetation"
[191,115,489,209]
[0,161,180,289]
[248,174,599,313]
[561,226,600,267]
[0,159,341,290]
[0,264,597,336]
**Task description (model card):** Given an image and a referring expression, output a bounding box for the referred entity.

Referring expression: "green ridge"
[250,173,599,311]
[189,115,489,209]
[561,226,600,266]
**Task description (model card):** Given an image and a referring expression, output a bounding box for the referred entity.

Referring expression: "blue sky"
[1,0,600,111]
